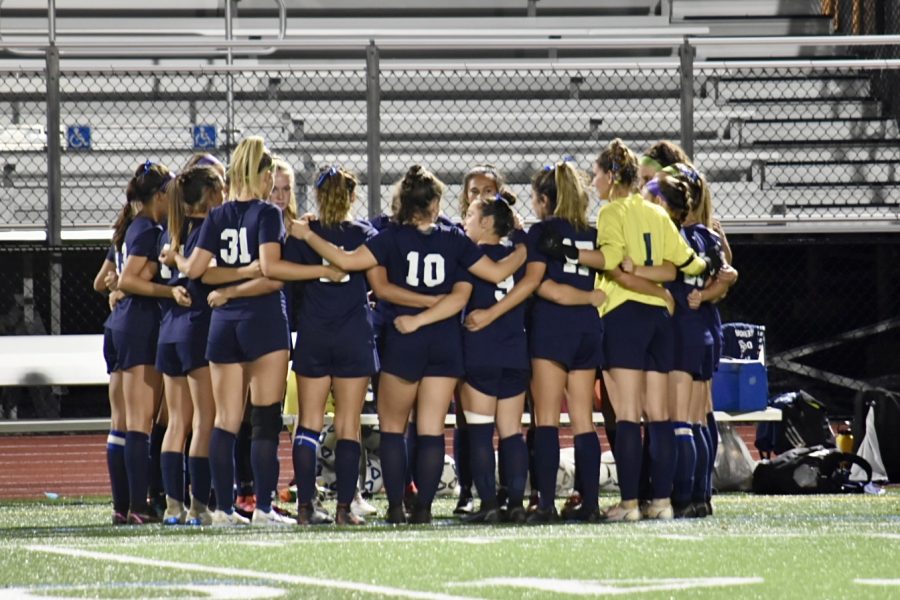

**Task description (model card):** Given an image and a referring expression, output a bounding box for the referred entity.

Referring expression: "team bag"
[752,445,872,495]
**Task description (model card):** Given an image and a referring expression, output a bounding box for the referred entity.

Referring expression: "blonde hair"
[272,157,298,221]
[227,136,273,199]
[314,165,358,227]
[531,161,589,230]
[597,138,639,200]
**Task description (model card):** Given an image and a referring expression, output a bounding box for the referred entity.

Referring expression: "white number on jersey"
[158,243,173,280]
[561,238,594,277]
[405,251,446,288]
[320,248,350,284]
[494,275,514,302]
[220,227,252,265]
[684,249,707,288]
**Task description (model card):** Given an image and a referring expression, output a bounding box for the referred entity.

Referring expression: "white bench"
[0,334,780,433]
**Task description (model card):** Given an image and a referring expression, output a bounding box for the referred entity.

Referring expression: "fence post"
[679,38,696,161]
[225,0,235,153]
[365,40,382,219]
[46,50,62,246]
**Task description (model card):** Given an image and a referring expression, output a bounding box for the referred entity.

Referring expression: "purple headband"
[645,178,667,203]
[316,166,338,189]
[195,154,223,168]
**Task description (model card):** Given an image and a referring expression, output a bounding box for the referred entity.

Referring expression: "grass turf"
[1,492,899,599]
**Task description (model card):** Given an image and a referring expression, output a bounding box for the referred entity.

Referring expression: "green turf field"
[1,492,899,599]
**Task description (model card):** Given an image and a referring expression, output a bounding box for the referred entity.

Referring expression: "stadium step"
[709,76,872,103]
[672,0,824,19]
[734,117,899,146]
[716,99,883,121]
[674,15,832,37]
[759,160,900,188]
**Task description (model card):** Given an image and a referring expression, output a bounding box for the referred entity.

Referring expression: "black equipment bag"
[752,445,872,495]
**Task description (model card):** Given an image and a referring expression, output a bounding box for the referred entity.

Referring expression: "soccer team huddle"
[95,133,737,528]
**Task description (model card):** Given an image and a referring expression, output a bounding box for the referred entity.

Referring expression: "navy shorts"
[711,323,723,371]
[206,312,290,364]
[603,300,674,372]
[672,316,714,380]
[465,366,529,399]
[530,325,603,372]
[293,316,378,378]
[105,326,158,372]
[156,335,209,377]
[380,319,464,381]
[103,328,119,373]
[699,342,715,381]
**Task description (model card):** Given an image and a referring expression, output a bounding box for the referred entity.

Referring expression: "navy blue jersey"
[284,219,377,331]
[159,217,214,343]
[106,216,163,334]
[463,243,528,370]
[526,217,600,328]
[102,245,116,328]
[197,199,285,321]
[366,213,391,232]
[365,222,483,317]
[665,224,723,319]
[156,226,176,322]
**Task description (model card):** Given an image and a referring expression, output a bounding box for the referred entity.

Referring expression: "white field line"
[449,577,765,595]
[855,579,900,586]
[25,545,481,600]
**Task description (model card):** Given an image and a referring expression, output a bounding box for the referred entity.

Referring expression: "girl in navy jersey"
[175,137,294,527]
[107,161,191,524]
[291,164,525,524]
[458,189,530,523]
[270,165,375,525]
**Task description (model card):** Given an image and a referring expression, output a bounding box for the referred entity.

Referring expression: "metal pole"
[225,0,235,152]
[678,38,696,160]
[46,2,61,246]
[365,41,381,219]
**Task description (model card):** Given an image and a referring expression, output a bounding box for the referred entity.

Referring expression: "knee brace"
[251,404,282,442]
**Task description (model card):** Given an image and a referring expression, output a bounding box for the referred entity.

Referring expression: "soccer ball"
[317,464,338,497]
[599,450,619,492]
[555,452,576,497]
[363,455,383,495]
[318,424,337,469]
[435,454,459,497]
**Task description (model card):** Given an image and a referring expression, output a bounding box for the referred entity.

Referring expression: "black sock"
[533,426,559,511]
[614,421,641,502]
[124,431,150,514]
[468,422,497,509]
[209,427,236,513]
[499,434,528,507]
[413,435,445,510]
[405,421,418,487]
[188,456,211,507]
[160,451,184,503]
[106,430,129,514]
[380,432,407,507]
[692,424,709,503]
[335,439,361,506]
[454,425,473,498]
[148,423,166,501]
[573,432,600,512]
[673,422,696,506]
[292,427,319,505]
[235,420,253,496]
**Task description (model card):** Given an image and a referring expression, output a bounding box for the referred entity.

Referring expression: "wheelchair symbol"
[66,125,91,150]
[193,125,217,149]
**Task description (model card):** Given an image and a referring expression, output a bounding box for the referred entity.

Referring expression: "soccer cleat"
[454,492,475,515]
[403,483,418,513]
[112,511,128,526]
[335,503,366,526]
[186,501,213,526]
[559,492,583,521]
[234,494,257,518]
[571,506,602,524]
[126,511,161,525]
[162,497,187,525]
[252,507,297,527]
[461,506,501,525]
[408,505,433,525]
[644,499,674,521]
[527,492,540,513]
[296,502,334,526]
[525,506,559,525]
[602,503,641,523]
[211,509,250,527]
[384,503,407,525]
[504,505,528,524]
[673,502,699,520]
[351,492,378,517]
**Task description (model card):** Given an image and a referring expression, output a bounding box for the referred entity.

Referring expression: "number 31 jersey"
[364,222,483,317]
[197,198,286,320]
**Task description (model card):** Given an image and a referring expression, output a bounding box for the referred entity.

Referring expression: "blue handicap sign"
[66,125,91,150]
[192,125,217,149]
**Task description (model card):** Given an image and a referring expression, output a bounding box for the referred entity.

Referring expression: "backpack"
[752,445,872,495]
[755,390,835,458]
[851,387,900,482]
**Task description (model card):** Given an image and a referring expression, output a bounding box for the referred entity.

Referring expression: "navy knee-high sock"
[235,420,254,496]
[335,439,361,505]
[499,434,528,507]
[692,424,710,503]
[649,421,676,500]
[414,435,445,509]
[705,412,718,498]
[188,456,211,506]
[149,423,166,501]
[380,432,407,508]
[106,430,129,514]
[638,422,653,501]
[468,423,497,508]
[160,451,184,503]
[533,426,559,511]
[405,422,418,487]
[614,421,642,502]
[525,426,537,498]
[124,431,150,514]
[292,427,319,505]
[251,440,279,513]
[454,425,473,496]
[672,422,696,506]
[573,432,601,512]
[209,428,236,513]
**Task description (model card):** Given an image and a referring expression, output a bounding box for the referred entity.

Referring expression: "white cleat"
[162,497,187,526]
[211,509,250,527]
[603,502,642,523]
[252,508,297,527]
[351,492,378,517]
[644,499,674,521]
[186,501,213,526]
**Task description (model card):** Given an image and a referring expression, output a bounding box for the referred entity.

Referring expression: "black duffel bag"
[752,445,872,495]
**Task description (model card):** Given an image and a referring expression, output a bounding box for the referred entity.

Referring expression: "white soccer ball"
[555,454,576,497]
[435,454,459,497]
[317,424,337,468]
[317,464,338,497]
[363,455,383,495]
[599,450,619,492]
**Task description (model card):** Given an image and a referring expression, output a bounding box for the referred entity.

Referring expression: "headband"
[315,166,338,189]
[195,154,223,168]
[639,155,663,171]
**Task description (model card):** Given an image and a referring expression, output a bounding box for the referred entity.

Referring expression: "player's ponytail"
[479,188,517,238]
[648,173,692,225]
[554,161,589,230]
[168,166,224,252]
[663,162,710,225]
[315,164,358,227]
[228,136,273,199]
[112,160,171,251]
[597,138,639,199]
[397,164,444,225]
